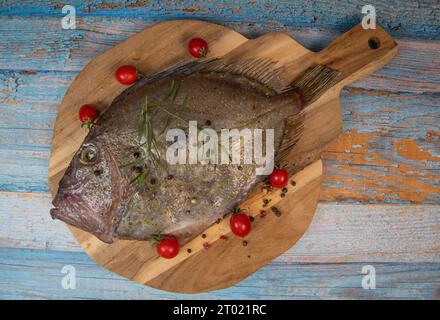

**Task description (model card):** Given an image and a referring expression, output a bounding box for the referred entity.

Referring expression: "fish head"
[50,136,125,243]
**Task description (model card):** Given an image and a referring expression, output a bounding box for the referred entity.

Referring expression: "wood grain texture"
[1,247,439,300]
[1,16,438,93]
[1,191,439,263]
[1,0,439,39]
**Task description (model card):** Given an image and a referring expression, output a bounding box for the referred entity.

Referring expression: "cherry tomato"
[115,65,138,85]
[188,38,208,58]
[269,168,289,188]
[156,236,180,259]
[79,104,98,128]
[230,212,251,238]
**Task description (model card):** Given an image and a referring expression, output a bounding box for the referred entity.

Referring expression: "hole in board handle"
[368,37,381,49]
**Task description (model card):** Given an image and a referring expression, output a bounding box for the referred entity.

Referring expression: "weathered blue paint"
[0,17,439,93]
[0,1,439,40]
[1,247,439,299]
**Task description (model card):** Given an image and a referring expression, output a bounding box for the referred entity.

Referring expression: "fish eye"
[79,143,99,165]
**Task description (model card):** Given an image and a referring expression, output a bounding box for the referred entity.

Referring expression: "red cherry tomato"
[188,38,208,58]
[79,104,98,127]
[156,236,180,259]
[230,213,251,238]
[115,65,138,85]
[269,168,289,188]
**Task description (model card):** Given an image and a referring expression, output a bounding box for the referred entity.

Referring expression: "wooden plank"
[321,89,440,204]
[0,0,439,39]
[0,247,439,299]
[1,69,438,203]
[1,16,439,93]
[1,192,438,263]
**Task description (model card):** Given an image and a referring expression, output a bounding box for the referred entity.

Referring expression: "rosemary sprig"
[130,171,146,191]
[126,80,234,188]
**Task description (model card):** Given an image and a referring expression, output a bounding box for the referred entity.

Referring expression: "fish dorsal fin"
[198,57,286,93]
[113,58,218,102]
[133,58,218,87]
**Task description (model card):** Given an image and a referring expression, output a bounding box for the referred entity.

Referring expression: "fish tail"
[290,64,341,105]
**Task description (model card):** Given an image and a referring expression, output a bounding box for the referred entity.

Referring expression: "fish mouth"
[50,191,114,243]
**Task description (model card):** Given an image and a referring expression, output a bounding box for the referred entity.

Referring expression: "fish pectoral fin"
[199,57,286,92]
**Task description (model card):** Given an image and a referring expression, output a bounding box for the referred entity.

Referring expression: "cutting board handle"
[316,23,399,89]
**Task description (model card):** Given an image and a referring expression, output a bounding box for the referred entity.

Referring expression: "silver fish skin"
[51,64,304,243]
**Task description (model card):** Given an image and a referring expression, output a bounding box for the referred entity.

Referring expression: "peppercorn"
[242,240,248,246]
[187,248,192,253]
[271,206,282,217]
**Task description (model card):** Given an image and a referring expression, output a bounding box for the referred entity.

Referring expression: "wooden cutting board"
[48,20,398,293]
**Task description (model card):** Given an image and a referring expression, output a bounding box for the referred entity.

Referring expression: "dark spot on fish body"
[94,169,102,176]
[132,166,142,174]
[201,233,207,239]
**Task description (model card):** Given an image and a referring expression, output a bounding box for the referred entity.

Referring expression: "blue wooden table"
[0,1,439,299]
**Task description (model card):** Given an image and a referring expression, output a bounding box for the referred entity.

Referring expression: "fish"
[50,58,340,243]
